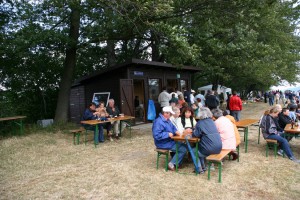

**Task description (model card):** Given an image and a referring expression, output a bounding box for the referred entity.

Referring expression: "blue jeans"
[170,142,187,165]
[267,133,294,158]
[269,98,274,106]
[83,124,104,142]
[230,110,241,122]
[192,148,206,171]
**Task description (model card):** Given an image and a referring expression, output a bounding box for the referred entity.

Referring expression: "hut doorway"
[133,79,145,124]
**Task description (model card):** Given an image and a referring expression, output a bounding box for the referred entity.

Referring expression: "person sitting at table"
[82,102,104,143]
[288,105,297,122]
[181,106,197,130]
[260,106,300,163]
[169,107,193,136]
[212,108,236,151]
[192,107,222,173]
[278,108,292,130]
[106,98,126,140]
[223,110,240,160]
[152,106,187,171]
[96,101,113,141]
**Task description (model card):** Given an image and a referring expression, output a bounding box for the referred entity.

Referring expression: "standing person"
[190,89,196,104]
[183,87,191,106]
[82,102,105,143]
[268,92,274,106]
[195,90,206,107]
[205,90,219,110]
[176,87,183,98]
[260,106,300,163]
[275,92,280,105]
[158,86,171,109]
[152,106,187,171]
[106,99,125,140]
[229,91,243,122]
[134,96,144,120]
[192,107,222,173]
[264,91,268,103]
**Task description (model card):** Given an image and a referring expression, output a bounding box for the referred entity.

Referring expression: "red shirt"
[229,95,242,111]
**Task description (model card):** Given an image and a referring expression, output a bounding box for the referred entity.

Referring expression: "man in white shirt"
[190,89,196,104]
[158,86,171,108]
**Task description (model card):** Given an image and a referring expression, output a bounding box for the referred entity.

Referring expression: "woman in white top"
[181,107,197,130]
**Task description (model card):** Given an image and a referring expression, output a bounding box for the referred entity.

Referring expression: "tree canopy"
[0,0,299,122]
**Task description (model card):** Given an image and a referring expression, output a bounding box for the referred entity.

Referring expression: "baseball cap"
[191,89,195,93]
[162,106,175,114]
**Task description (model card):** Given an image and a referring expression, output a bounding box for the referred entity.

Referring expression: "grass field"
[0,102,299,199]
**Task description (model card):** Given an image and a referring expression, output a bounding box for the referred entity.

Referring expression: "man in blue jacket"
[82,102,104,142]
[152,106,187,171]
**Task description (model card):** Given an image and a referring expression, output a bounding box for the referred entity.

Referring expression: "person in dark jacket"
[183,87,191,106]
[278,108,292,130]
[260,106,299,163]
[192,107,222,173]
[82,102,105,142]
[205,90,220,110]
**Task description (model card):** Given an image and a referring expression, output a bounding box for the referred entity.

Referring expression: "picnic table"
[172,133,200,174]
[80,115,135,147]
[0,116,26,135]
[235,119,259,153]
[284,124,300,139]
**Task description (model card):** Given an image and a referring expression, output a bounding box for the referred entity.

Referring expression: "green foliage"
[0,0,299,122]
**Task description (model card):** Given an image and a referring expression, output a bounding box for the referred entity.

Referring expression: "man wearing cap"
[152,106,187,171]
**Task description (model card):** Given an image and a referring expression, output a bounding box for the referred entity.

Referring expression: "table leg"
[195,142,199,175]
[94,125,99,147]
[175,141,179,172]
[245,127,248,153]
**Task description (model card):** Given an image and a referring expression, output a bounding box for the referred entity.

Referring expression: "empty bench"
[70,127,85,145]
[207,149,231,183]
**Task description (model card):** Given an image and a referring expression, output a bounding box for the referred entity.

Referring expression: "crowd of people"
[152,87,300,173]
[152,87,246,173]
[82,99,126,142]
[264,90,300,106]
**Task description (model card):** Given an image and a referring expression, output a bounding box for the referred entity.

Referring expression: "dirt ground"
[0,102,299,200]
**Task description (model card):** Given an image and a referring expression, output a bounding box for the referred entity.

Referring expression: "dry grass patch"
[0,102,299,199]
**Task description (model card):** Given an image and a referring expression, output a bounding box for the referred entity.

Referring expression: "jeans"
[170,142,187,165]
[267,133,294,158]
[83,124,104,142]
[269,98,274,106]
[192,148,206,171]
[230,110,241,122]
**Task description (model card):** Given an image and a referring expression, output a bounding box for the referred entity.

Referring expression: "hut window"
[148,78,160,101]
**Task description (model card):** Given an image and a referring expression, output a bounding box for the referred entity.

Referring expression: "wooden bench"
[70,127,85,145]
[155,149,169,171]
[207,149,231,183]
[265,139,280,158]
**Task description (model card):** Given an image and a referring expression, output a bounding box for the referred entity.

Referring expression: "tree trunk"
[151,30,160,61]
[54,2,80,123]
[107,39,116,67]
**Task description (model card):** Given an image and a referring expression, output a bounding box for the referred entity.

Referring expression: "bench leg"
[266,143,269,157]
[237,145,240,162]
[274,143,277,158]
[207,162,211,180]
[73,133,76,145]
[156,153,160,170]
[245,127,248,153]
[258,127,261,144]
[165,153,169,171]
[76,133,80,145]
[218,162,222,183]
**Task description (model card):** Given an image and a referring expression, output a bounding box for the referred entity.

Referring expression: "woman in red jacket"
[229,91,243,121]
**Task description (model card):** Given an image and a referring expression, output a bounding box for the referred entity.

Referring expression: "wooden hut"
[69,58,200,123]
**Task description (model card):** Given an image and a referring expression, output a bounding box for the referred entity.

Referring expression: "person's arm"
[152,120,172,140]
[192,122,202,138]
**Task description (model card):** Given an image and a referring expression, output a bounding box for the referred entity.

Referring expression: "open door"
[120,79,134,116]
